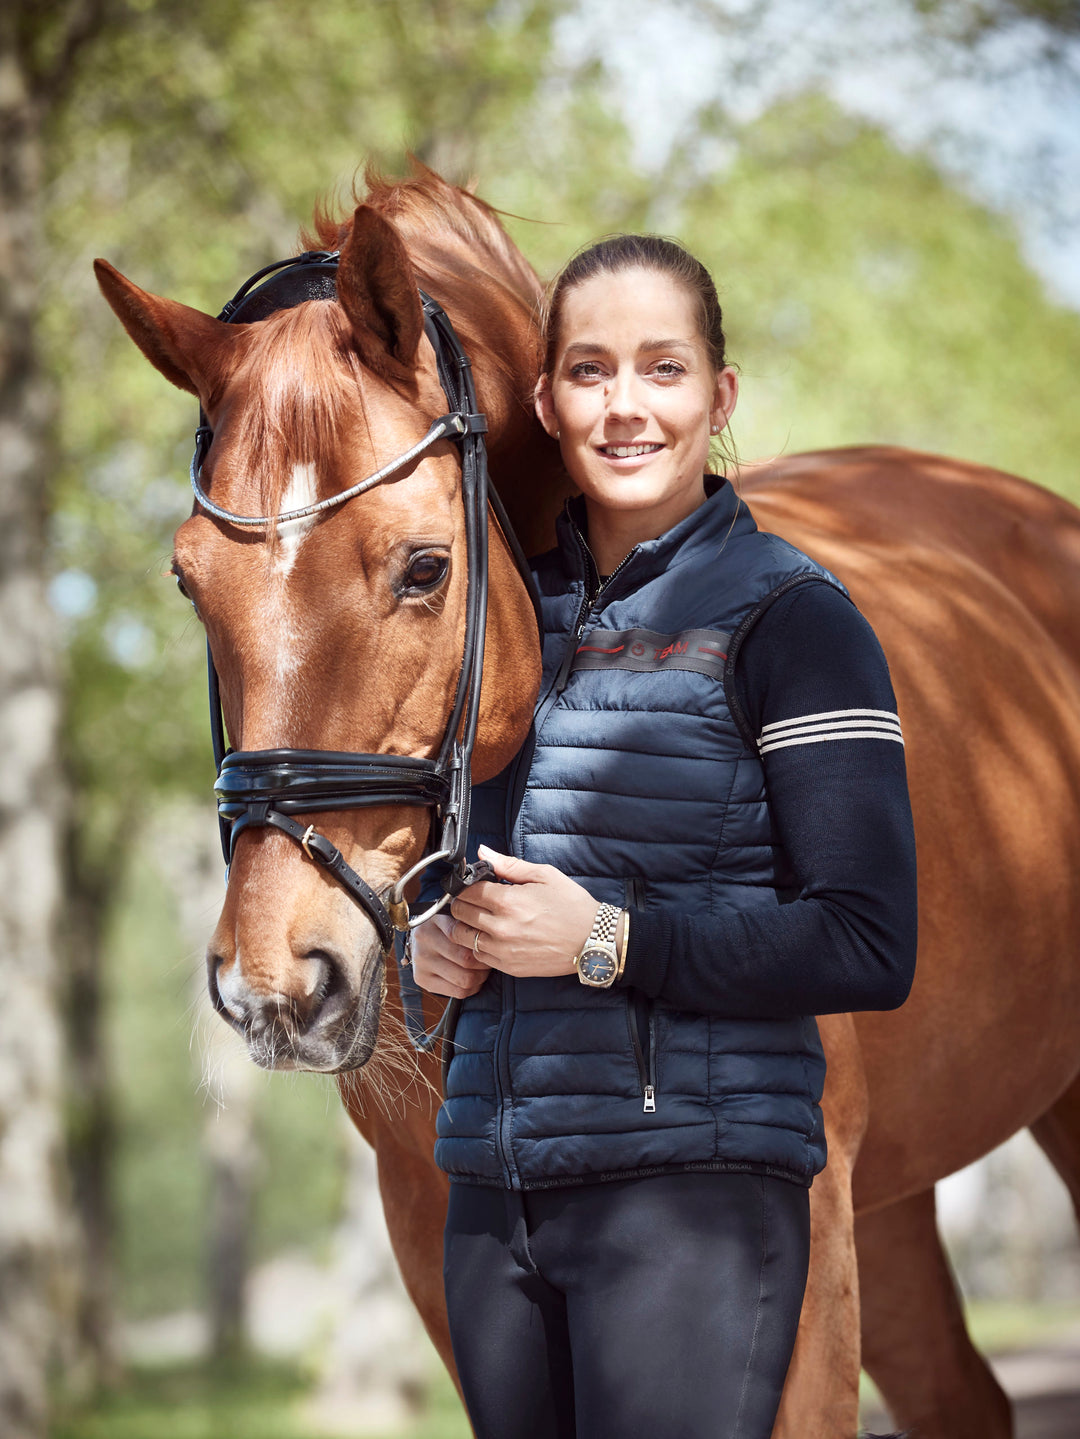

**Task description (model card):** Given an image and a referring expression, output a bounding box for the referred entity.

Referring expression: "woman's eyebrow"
[638,337,696,353]
[563,337,696,356]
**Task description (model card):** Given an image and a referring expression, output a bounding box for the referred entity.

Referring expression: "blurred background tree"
[0,0,1077,1435]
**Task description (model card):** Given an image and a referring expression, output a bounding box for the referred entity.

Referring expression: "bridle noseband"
[194,251,537,1002]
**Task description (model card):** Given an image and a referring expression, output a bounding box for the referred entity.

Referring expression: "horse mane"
[231,162,541,521]
[302,159,542,309]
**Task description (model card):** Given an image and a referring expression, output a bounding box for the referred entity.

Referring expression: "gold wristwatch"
[575,903,624,988]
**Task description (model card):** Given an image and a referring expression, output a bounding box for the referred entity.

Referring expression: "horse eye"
[403,553,449,592]
[171,568,201,618]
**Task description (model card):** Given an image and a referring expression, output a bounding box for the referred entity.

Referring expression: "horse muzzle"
[207,936,385,1073]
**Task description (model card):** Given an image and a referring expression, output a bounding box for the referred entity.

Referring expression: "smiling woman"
[535,267,736,571]
[408,234,918,1439]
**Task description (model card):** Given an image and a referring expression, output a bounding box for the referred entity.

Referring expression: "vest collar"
[556,475,756,597]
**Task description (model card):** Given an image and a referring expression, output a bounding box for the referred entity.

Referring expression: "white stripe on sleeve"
[757,707,903,756]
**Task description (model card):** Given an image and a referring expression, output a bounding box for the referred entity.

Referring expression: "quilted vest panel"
[435,480,849,1189]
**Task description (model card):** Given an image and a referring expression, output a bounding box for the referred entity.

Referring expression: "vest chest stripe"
[571,627,732,681]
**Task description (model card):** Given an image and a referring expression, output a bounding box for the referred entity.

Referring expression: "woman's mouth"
[597,442,664,459]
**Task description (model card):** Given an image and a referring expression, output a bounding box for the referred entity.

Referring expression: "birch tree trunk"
[0,18,74,1437]
[160,805,259,1362]
[308,1131,430,1434]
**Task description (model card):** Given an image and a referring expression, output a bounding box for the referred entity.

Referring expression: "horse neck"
[409,247,571,558]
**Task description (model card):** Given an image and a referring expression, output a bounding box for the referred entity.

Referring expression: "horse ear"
[336,205,423,384]
[94,259,235,399]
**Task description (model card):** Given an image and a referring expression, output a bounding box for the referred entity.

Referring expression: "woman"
[410,234,917,1439]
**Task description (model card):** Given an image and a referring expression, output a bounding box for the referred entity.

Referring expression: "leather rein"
[191,250,537,1047]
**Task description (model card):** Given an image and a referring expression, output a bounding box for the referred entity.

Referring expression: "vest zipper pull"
[555,608,590,694]
[643,1085,656,1114]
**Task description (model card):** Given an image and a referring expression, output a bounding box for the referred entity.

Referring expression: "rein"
[193,250,536,1049]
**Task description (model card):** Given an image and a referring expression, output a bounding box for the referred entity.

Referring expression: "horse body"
[96,171,1080,1439]
[745,449,1080,1205]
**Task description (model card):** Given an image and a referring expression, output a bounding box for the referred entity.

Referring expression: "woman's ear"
[534,375,560,440]
[710,366,739,434]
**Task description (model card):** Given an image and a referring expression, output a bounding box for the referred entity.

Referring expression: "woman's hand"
[446,845,599,980]
[409,912,492,999]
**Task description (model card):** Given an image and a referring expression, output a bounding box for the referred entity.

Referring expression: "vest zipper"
[623,878,653,1110]
[554,523,640,695]
[644,1008,657,1114]
[493,975,517,1187]
[554,594,592,695]
[626,987,657,1115]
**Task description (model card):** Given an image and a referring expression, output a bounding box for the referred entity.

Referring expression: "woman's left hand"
[447,844,599,979]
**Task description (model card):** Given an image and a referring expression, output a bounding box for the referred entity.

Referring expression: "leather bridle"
[192,251,538,1013]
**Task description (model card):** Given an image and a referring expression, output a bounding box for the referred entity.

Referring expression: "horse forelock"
[228,301,369,522]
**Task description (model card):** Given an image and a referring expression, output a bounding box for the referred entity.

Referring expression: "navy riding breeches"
[443,1171,811,1439]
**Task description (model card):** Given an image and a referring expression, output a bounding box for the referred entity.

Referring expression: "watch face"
[579,947,618,984]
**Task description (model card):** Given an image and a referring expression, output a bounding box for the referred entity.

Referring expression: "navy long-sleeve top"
[620,578,918,1017]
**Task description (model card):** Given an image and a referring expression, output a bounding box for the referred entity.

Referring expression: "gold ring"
[472,929,483,955]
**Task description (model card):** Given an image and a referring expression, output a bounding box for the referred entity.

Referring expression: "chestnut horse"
[96,168,1080,1439]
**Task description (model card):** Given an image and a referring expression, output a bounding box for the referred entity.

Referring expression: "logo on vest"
[571,627,732,681]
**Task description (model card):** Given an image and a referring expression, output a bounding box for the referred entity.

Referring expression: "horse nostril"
[204,946,350,1042]
[299,948,346,1024]
[208,950,246,1023]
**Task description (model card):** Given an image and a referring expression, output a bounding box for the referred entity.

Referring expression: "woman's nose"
[605,367,646,422]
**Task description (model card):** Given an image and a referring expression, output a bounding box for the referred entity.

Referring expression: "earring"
[710,424,720,434]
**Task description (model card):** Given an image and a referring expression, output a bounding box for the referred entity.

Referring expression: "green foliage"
[675,94,1080,497]
[51,1357,469,1439]
[912,0,1080,40]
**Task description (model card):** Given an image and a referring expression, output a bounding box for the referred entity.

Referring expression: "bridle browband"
[194,251,537,1045]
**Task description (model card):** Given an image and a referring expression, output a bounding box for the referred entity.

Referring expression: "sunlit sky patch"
[558,0,1080,307]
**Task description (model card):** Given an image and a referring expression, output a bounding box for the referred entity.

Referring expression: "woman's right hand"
[409,912,492,999]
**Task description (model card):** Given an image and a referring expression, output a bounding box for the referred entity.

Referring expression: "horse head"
[96,200,544,1073]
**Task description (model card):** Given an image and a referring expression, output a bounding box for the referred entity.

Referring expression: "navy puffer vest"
[435,479,849,1190]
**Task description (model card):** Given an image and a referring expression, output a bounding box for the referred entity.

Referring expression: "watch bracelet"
[575,902,621,974]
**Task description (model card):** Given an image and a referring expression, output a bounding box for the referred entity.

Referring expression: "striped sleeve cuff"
[757,707,903,757]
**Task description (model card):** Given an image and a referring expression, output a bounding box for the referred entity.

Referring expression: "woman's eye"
[653,361,685,377]
[570,361,604,379]
[403,553,449,592]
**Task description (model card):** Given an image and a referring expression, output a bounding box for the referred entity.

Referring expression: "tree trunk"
[160,805,258,1363]
[61,832,123,1387]
[0,28,74,1439]
[308,1132,430,1434]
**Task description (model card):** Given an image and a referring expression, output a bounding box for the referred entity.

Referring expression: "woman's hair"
[539,234,729,377]
[538,233,737,474]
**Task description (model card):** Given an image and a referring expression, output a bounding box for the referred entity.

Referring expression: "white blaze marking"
[273,463,319,577]
[270,463,319,687]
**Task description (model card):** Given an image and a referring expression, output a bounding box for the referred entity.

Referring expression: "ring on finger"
[472,928,483,956]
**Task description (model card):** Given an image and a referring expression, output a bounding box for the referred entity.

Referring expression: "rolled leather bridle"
[191,251,538,1025]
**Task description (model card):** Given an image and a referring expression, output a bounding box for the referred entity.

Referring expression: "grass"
[965,1299,1080,1353]
[51,1358,471,1439]
[55,1301,1080,1439]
